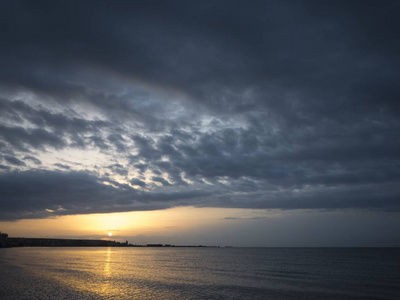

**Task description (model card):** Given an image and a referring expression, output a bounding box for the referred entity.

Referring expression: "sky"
[1,0,400,247]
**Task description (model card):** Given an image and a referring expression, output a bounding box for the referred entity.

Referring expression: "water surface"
[0,247,399,299]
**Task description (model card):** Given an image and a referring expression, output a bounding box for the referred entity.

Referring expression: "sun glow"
[0,207,272,245]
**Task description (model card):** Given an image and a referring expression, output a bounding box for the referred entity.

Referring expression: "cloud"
[0,124,66,151]
[108,164,128,176]
[23,156,42,165]
[3,155,26,166]
[0,170,209,220]
[0,1,399,220]
[54,163,71,170]
[130,178,147,188]
[223,216,267,221]
[151,176,172,187]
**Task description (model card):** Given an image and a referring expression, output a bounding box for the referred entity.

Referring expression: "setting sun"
[108,232,112,237]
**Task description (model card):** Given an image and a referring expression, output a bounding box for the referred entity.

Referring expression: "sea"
[0,247,399,299]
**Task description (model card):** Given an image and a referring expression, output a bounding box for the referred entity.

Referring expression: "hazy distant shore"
[0,235,220,248]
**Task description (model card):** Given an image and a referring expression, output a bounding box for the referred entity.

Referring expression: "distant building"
[0,232,8,247]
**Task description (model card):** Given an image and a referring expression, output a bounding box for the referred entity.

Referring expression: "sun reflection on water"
[104,247,112,277]
[100,247,113,297]
[8,248,190,299]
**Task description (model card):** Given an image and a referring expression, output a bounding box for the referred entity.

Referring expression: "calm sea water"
[0,247,399,299]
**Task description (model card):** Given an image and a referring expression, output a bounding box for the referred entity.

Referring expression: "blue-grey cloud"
[130,178,147,188]
[0,0,399,220]
[23,156,42,165]
[54,163,71,170]
[0,170,209,220]
[3,155,26,166]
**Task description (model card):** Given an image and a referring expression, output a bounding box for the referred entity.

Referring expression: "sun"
[108,232,112,237]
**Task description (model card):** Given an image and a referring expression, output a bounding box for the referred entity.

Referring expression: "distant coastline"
[0,233,220,248]
[1,235,129,248]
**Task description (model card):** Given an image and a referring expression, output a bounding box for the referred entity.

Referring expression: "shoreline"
[0,235,221,248]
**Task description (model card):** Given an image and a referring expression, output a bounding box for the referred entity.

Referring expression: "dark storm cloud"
[0,170,208,220]
[0,99,105,132]
[212,182,400,212]
[0,0,399,220]
[0,165,11,171]
[0,124,66,151]
[108,134,127,153]
[3,155,26,166]
[0,98,109,152]
[130,178,147,188]
[1,1,399,102]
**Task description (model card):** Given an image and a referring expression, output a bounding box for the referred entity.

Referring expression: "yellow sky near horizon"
[0,206,273,242]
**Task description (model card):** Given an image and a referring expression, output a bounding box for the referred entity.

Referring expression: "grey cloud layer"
[0,0,399,220]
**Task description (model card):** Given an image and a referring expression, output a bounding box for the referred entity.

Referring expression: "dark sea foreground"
[0,247,399,300]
